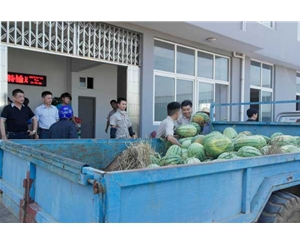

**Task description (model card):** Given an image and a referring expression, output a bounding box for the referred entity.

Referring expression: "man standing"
[110,98,137,139]
[49,106,77,139]
[177,100,193,125]
[105,100,117,136]
[56,92,78,130]
[156,101,181,146]
[34,91,59,139]
[246,108,258,122]
[0,89,37,139]
[199,107,212,135]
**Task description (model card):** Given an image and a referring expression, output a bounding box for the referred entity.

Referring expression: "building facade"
[1,21,300,138]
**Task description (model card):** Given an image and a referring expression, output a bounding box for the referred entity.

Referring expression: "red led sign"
[7,72,47,87]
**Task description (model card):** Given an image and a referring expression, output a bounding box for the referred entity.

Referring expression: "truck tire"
[258,191,300,223]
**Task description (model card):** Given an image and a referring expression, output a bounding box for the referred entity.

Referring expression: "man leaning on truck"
[156,101,181,147]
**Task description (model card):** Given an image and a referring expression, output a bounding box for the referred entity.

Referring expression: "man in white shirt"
[176,100,193,126]
[34,91,59,139]
[156,101,181,147]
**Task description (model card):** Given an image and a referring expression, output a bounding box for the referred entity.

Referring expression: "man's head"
[167,101,181,120]
[181,100,193,119]
[110,99,117,110]
[200,107,210,116]
[41,91,53,106]
[12,89,25,104]
[59,105,73,120]
[60,92,72,105]
[117,97,127,111]
[247,108,258,120]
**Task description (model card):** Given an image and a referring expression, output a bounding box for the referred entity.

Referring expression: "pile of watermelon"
[148,125,300,168]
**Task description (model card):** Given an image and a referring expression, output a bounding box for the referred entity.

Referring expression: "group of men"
[155,100,212,147]
[0,89,78,140]
[1,88,259,141]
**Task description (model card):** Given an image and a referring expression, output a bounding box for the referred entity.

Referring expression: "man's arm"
[165,121,181,146]
[105,119,110,133]
[71,116,79,130]
[166,135,181,147]
[0,118,7,139]
[29,117,38,138]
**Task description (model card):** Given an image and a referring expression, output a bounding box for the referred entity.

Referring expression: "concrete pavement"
[0,203,20,223]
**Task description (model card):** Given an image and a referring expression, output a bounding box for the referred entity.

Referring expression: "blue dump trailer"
[1,121,300,223]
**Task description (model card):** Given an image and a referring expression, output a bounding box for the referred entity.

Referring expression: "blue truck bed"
[1,121,300,223]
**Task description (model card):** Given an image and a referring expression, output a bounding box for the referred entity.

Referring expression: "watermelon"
[279,145,300,154]
[191,135,205,145]
[184,157,201,164]
[191,112,210,126]
[181,148,189,160]
[238,131,252,136]
[270,135,297,147]
[260,145,272,155]
[181,140,192,149]
[294,136,300,147]
[204,136,234,159]
[237,146,262,157]
[217,151,238,159]
[233,135,267,151]
[160,155,183,166]
[187,143,206,161]
[150,155,161,165]
[270,132,283,139]
[165,145,182,156]
[202,131,223,145]
[175,124,198,138]
[178,137,194,144]
[223,127,238,139]
[191,122,201,134]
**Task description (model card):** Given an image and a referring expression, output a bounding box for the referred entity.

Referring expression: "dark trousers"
[7,132,31,139]
[38,128,50,139]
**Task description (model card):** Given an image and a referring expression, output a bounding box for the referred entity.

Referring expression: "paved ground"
[0,203,20,223]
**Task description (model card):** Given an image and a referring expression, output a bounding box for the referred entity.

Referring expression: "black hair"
[24,97,29,106]
[41,91,53,97]
[110,99,117,104]
[60,92,72,100]
[167,101,181,116]
[12,89,24,97]
[247,108,258,118]
[117,97,127,104]
[181,100,192,108]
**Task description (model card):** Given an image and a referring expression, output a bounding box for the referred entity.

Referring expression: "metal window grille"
[0,21,141,66]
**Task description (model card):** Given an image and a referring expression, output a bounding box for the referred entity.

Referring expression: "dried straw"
[105,139,157,171]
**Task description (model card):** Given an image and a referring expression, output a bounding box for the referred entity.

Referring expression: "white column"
[126,65,140,136]
[0,44,8,109]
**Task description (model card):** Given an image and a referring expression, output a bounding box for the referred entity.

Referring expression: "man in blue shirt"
[49,106,77,139]
[56,92,78,130]
[34,91,59,139]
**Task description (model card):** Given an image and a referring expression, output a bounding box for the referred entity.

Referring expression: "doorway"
[78,96,96,138]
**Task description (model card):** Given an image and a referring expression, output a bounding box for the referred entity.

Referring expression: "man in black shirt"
[246,108,258,122]
[0,89,37,139]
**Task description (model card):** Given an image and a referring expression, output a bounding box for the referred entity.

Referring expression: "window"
[154,40,174,72]
[296,73,300,110]
[250,60,273,121]
[177,46,195,76]
[153,39,230,123]
[257,21,275,29]
[79,77,94,89]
